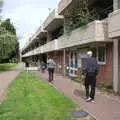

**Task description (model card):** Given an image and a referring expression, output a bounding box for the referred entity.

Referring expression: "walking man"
[47,56,56,83]
[82,51,98,102]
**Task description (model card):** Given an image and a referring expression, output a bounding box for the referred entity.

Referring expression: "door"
[69,50,78,77]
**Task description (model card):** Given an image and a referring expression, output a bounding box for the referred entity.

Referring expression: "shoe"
[85,97,92,102]
[51,81,54,84]
[49,82,52,85]
[49,81,52,85]
[91,99,95,103]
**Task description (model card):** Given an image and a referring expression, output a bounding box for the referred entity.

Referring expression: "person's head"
[48,55,52,59]
[87,51,93,57]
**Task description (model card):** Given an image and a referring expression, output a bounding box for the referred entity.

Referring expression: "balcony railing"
[108,9,120,38]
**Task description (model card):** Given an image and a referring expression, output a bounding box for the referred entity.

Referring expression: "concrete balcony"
[41,20,108,52]
[22,46,42,57]
[42,40,58,53]
[33,47,41,55]
[22,39,59,57]
[22,50,34,57]
[58,0,72,14]
[58,0,102,15]
[22,25,46,53]
[108,9,120,38]
[28,26,46,46]
[43,9,63,31]
[22,20,108,57]
[57,20,109,49]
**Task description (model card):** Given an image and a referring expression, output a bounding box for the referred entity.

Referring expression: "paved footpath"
[0,63,24,101]
[35,71,120,120]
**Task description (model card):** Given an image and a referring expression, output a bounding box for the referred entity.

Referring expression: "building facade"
[22,0,120,93]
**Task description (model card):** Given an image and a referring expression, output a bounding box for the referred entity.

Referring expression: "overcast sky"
[2,0,59,50]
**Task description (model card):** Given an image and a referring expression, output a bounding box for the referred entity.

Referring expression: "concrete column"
[72,51,76,76]
[113,0,120,10]
[63,49,66,76]
[113,39,119,92]
[47,31,52,42]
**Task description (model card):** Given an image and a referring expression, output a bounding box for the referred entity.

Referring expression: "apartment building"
[22,0,120,93]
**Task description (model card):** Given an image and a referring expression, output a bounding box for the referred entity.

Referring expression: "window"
[70,50,78,68]
[91,46,106,65]
[98,46,105,63]
[75,51,78,68]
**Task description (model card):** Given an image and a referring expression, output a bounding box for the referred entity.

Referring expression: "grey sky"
[2,0,59,50]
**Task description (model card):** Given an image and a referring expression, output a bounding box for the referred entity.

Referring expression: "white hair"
[87,51,93,57]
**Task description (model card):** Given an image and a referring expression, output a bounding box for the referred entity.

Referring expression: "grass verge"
[0,63,17,71]
[0,71,76,120]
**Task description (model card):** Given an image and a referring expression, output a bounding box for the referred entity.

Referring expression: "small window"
[91,46,106,65]
[98,46,106,64]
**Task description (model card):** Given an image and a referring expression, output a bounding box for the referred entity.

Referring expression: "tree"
[0,19,20,63]
[1,18,16,35]
[0,1,19,62]
[0,27,17,61]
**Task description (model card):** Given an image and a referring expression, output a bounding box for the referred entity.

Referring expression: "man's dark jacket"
[82,56,98,76]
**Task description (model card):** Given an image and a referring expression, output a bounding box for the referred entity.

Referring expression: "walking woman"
[47,56,56,83]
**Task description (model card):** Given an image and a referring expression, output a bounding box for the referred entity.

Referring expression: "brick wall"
[53,51,63,74]
[97,43,113,84]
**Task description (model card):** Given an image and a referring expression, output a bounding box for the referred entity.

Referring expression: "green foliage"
[0,18,20,62]
[0,27,17,61]
[0,63,17,71]
[66,0,99,31]
[1,18,16,35]
[70,8,99,30]
[0,71,76,120]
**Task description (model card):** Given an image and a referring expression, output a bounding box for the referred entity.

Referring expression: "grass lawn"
[0,63,17,71]
[0,71,76,120]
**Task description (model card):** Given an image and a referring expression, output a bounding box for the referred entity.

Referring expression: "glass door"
[69,50,78,77]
